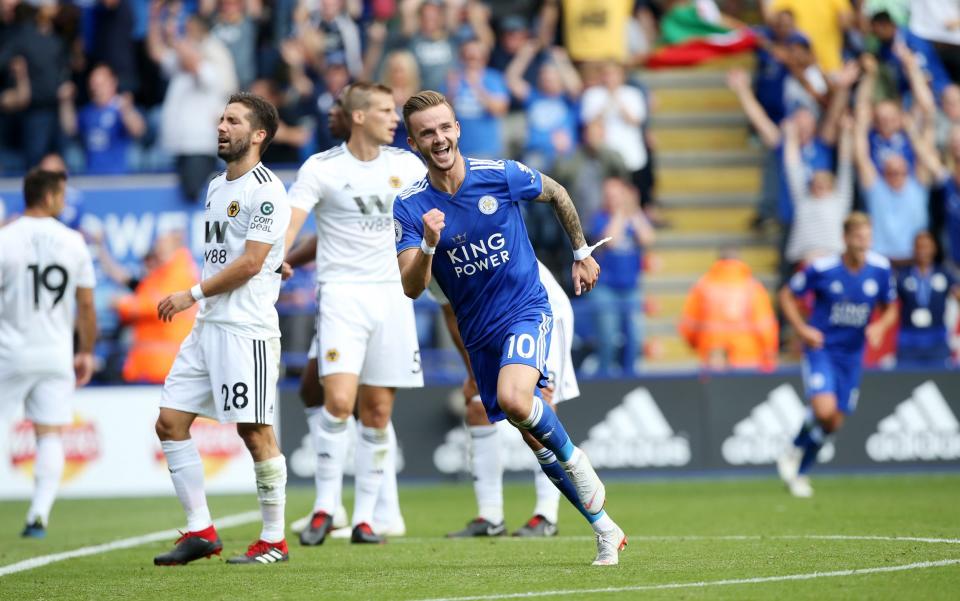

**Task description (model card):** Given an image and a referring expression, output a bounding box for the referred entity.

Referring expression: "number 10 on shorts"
[506,334,536,359]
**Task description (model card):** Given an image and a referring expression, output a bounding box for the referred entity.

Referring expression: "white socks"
[26,433,65,527]
[307,406,348,514]
[353,425,389,527]
[469,424,504,525]
[254,455,287,543]
[532,464,561,524]
[161,439,212,532]
[373,421,402,532]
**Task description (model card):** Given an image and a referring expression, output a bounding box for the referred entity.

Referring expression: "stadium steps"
[637,58,773,367]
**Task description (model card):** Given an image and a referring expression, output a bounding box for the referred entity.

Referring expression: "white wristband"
[190,284,205,301]
[420,238,436,255]
[573,237,613,261]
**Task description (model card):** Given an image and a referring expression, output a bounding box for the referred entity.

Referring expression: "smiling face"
[882,155,909,190]
[406,102,460,172]
[217,102,261,163]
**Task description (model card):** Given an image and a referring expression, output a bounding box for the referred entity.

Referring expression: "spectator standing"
[103,233,200,383]
[753,9,801,125]
[0,2,69,168]
[589,178,654,375]
[444,38,509,159]
[248,78,312,165]
[147,4,237,201]
[58,64,146,175]
[855,122,930,265]
[505,41,581,172]
[678,248,778,371]
[380,49,421,150]
[783,114,854,266]
[295,0,363,79]
[205,0,261,90]
[581,62,647,203]
[553,119,629,227]
[765,0,854,74]
[393,0,457,93]
[88,0,138,94]
[870,10,951,103]
[895,231,960,368]
[561,0,632,63]
[909,0,960,84]
[782,35,827,119]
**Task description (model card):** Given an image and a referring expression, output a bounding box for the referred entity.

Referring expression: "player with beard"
[284,82,426,545]
[393,91,626,565]
[152,93,292,565]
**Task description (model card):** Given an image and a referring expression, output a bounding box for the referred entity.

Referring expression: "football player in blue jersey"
[777,212,898,497]
[392,90,626,565]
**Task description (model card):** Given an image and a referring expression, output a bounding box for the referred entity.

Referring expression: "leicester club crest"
[389,176,402,189]
[478,195,498,215]
[227,200,240,217]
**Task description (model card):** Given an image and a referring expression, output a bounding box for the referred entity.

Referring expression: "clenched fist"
[422,208,445,247]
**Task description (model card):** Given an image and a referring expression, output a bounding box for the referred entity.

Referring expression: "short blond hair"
[843,211,871,234]
[402,90,455,137]
[342,82,393,115]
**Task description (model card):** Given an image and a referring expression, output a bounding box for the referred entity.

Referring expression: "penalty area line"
[410,559,960,601]
[0,510,261,578]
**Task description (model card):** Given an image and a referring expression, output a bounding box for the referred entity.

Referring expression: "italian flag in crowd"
[647,3,756,68]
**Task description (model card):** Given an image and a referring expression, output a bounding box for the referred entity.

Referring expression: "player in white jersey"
[0,169,96,538]
[152,93,292,566]
[429,263,580,537]
[285,82,426,545]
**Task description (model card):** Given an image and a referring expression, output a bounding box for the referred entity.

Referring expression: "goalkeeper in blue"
[778,212,897,498]
[393,91,626,565]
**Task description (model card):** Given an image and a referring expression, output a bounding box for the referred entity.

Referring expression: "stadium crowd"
[1,0,959,381]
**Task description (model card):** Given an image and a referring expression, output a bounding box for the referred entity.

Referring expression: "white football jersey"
[197,163,290,340]
[0,216,95,375]
[288,143,427,283]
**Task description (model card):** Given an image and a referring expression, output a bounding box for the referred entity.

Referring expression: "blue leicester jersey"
[897,266,956,345]
[393,158,550,350]
[789,252,896,354]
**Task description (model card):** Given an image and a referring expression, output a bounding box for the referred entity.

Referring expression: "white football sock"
[161,439,212,532]
[309,406,348,515]
[469,424,503,525]
[254,455,287,543]
[26,433,65,527]
[353,425,389,527]
[373,421,402,531]
[532,462,561,524]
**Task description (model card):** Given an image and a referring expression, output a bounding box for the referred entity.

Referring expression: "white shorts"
[315,282,423,388]
[161,322,280,425]
[545,308,580,403]
[0,370,74,425]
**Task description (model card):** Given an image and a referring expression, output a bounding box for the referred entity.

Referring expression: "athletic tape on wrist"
[190,284,205,301]
[573,237,612,261]
[420,238,436,255]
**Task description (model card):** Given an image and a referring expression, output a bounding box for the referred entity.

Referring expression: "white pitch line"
[409,559,960,601]
[392,534,960,545]
[0,510,260,578]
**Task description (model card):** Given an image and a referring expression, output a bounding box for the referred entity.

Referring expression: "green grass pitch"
[1,474,958,600]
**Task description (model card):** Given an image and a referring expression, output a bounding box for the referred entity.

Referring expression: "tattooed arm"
[534,173,587,249]
[533,173,599,295]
